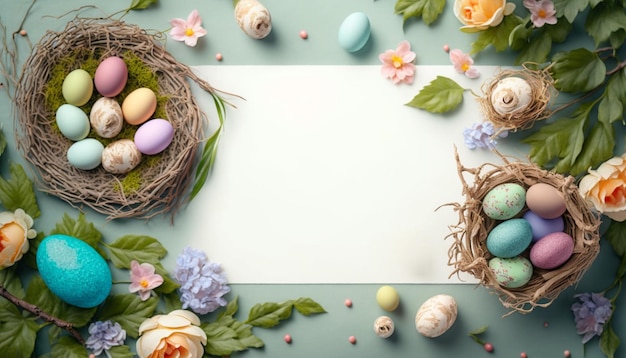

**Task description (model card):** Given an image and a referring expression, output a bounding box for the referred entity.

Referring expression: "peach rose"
[136,310,207,358]
[453,0,516,32]
[579,154,626,221]
[0,209,37,269]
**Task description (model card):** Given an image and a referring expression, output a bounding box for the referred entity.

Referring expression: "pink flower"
[129,260,164,301]
[169,10,207,47]
[379,41,416,84]
[523,0,557,28]
[449,49,480,79]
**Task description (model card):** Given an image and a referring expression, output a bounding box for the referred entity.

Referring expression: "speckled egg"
[523,210,565,242]
[489,256,533,288]
[486,218,533,258]
[376,285,400,312]
[482,183,526,220]
[90,97,124,138]
[122,87,157,125]
[526,183,567,219]
[62,69,93,107]
[338,12,371,53]
[67,138,105,170]
[56,104,90,141]
[94,56,128,97]
[36,234,111,308]
[101,139,142,174]
[415,294,458,338]
[530,232,574,269]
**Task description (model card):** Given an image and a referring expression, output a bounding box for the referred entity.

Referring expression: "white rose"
[136,310,207,358]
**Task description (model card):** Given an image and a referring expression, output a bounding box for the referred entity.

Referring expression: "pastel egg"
[101,139,142,174]
[134,119,174,155]
[56,104,91,141]
[62,69,93,107]
[530,232,574,269]
[523,210,565,242]
[338,12,371,53]
[526,183,566,219]
[482,183,526,220]
[94,56,128,97]
[415,294,457,338]
[376,285,400,311]
[489,256,533,288]
[122,87,157,125]
[486,218,533,258]
[67,138,104,170]
[36,234,111,308]
[90,97,124,138]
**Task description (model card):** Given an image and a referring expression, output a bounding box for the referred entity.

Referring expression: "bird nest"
[13,17,218,220]
[445,150,601,314]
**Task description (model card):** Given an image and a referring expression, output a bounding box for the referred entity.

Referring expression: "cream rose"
[136,310,207,358]
[0,209,37,269]
[579,154,626,221]
[453,0,516,32]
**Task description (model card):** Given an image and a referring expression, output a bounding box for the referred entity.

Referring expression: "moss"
[114,169,142,194]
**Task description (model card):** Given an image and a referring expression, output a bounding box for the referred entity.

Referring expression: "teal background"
[0,0,621,357]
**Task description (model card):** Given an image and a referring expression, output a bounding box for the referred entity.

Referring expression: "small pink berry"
[348,335,356,344]
[543,321,549,328]
[299,30,308,39]
[344,298,353,308]
[563,350,571,357]
[520,353,528,358]
[284,334,292,344]
[19,29,27,36]
[484,343,494,353]
[443,44,450,53]
[215,53,223,61]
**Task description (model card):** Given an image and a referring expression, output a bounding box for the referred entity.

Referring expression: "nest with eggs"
[445,150,601,315]
[14,17,218,220]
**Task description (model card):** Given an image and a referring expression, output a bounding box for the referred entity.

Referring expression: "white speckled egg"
[415,294,458,338]
[482,182,526,220]
[67,138,104,170]
[90,97,124,138]
[101,139,142,174]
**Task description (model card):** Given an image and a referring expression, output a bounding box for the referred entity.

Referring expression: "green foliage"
[0,310,40,358]
[470,15,523,54]
[551,48,606,93]
[246,298,326,328]
[105,235,167,268]
[0,162,40,219]
[51,212,106,258]
[606,220,626,257]
[584,1,626,46]
[394,0,446,26]
[600,323,620,358]
[406,76,464,113]
[0,130,5,157]
[107,345,136,358]
[128,0,158,11]
[98,294,159,339]
[50,337,88,358]
[552,0,589,23]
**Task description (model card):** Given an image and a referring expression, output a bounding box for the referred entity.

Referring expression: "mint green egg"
[489,256,533,288]
[482,183,526,220]
[67,138,104,170]
[62,69,93,107]
[338,12,371,53]
[56,104,90,141]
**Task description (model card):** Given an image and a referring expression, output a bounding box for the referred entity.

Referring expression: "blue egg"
[37,234,111,308]
[338,12,371,53]
[486,218,533,258]
[523,210,565,242]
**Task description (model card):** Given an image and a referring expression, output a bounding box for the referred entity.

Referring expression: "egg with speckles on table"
[36,234,111,308]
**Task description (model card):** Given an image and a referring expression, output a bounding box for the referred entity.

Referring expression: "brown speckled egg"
[415,294,457,338]
[101,139,142,174]
[90,97,124,138]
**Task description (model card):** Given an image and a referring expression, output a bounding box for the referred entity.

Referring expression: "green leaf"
[0,130,6,158]
[203,322,246,356]
[515,30,552,65]
[598,68,626,124]
[394,0,446,25]
[152,262,180,294]
[0,162,40,219]
[246,301,294,328]
[509,22,532,51]
[551,48,606,92]
[568,120,614,176]
[547,18,572,43]
[50,336,88,358]
[98,294,158,338]
[51,213,106,259]
[552,0,589,23]
[128,0,158,10]
[600,323,620,358]
[107,345,135,358]
[469,325,488,335]
[0,266,25,301]
[609,29,626,49]
[293,297,326,316]
[405,76,464,113]
[585,2,626,46]
[22,231,45,270]
[105,235,167,269]
[471,15,523,54]
[230,319,264,349]
[0,315,39,357]
[219,296,239,319]
[162,291,183,312]
[605,220,626,257]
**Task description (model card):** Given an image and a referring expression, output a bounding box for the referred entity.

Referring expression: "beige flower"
[0,209,37,269]
[453,0,516,32]
[136,310,207,358]
[579,154,626,221]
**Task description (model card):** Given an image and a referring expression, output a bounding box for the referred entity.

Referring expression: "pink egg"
[530,232,574,269]
[134,119,174,155]
[94,56,128,97]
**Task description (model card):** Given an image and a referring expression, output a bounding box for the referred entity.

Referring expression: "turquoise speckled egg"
[482,183,526,220]
[489,256,533,288]
[486,218,533,258]
[36,234,111,308]
[338,12,371,53]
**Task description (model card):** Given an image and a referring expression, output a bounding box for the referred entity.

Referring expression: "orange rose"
[579,154,626,221]
[453,0,516,32]
[136,310,207,358]
[0,209,36,269]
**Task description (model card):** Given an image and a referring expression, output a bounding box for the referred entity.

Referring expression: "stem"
[607,59,626,76]
[0,283,85,345]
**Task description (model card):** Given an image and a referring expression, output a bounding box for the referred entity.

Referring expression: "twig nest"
[490,77,533,115]
[235,0,272,39]
[373,316,395,338]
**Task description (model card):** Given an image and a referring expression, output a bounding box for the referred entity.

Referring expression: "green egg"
[62,69,93,107]
[482,183,526,220]
[489,256,533,288]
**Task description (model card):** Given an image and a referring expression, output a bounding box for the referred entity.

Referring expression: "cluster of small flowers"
[463,122,508,150]
[571,292,613,344]
[85,320,126,357]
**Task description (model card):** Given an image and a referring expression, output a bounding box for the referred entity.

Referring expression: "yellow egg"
[122,87,157,125]
[62,69,93,107]
[376,285,400,312]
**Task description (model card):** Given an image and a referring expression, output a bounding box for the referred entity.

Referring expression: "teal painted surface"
[0,0,620,357]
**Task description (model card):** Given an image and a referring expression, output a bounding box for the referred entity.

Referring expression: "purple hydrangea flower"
[85,320,126,357]
[463,121,508,150]
[175,246,230,315]
[571,292,613,344]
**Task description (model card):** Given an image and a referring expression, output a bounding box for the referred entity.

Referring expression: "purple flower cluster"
[463,121,508,150]
[571,292,613,344]
[85,320,126,357]
[175,246,230,315]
